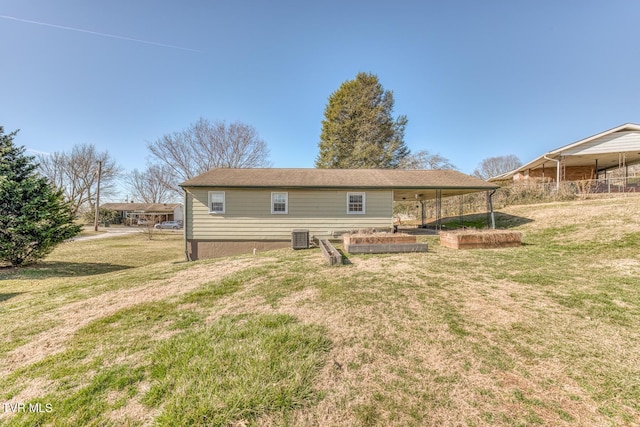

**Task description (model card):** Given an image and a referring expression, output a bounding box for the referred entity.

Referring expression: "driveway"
[69,227,144,242]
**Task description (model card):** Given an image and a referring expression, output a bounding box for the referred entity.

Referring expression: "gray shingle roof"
[180,168,496,190]
[101,203,180,212]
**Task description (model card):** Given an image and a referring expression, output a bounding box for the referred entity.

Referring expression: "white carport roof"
[491,123,640,181]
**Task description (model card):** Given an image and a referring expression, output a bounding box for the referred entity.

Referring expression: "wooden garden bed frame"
[319,239,343,266]
[343,233,428,254]
[439,230,522,249]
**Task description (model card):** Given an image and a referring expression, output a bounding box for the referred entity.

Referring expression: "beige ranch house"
[180,168,497,260]
[101,202,183,225]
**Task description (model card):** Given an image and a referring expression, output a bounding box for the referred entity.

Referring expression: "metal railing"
[529,177,640,194]
[577,177,640,193]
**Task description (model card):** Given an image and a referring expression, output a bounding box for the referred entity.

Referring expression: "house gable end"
[560,131,640,156]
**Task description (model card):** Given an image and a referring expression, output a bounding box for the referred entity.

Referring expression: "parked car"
[137,218,151,226]
[154,221,182,230]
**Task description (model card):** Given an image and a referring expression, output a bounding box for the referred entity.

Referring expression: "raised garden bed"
[343,233,428,254]
[439,230,522,249]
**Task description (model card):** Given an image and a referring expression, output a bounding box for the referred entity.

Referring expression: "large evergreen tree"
[0,127,81,267]
[316,72,409,169]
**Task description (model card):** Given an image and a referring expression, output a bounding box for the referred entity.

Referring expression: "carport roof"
[180,168,497,201]
[491,123,640,181]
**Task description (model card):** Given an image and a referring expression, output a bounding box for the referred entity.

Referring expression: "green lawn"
[1,195,639,426]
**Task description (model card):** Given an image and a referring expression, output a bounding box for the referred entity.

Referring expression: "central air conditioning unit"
[291,229,309,249]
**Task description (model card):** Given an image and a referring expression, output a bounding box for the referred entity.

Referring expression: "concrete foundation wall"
[187,239,290,260]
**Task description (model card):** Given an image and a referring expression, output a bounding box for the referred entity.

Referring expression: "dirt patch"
[105,382,157,426]
[595,258,640,277]
[460,280,527,326]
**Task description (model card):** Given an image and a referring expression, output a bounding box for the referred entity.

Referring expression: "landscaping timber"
[319,239,343,266]
[439,229,522,249]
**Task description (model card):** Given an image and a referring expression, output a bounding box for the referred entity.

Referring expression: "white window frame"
[347,192,366,214]
[208,191,225,214]
[271,192,288,214]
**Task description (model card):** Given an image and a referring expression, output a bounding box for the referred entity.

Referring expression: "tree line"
[35,118,272,216]
[1,71,520,266]
[35,72,520,215]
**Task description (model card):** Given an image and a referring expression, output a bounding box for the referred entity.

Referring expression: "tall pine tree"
[0,127,80,267]
[316,72,409,169]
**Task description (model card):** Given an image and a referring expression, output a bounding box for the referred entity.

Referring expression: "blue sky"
[2,0,640,193]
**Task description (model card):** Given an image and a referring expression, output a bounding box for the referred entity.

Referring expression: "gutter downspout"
[543,155,561,191]
[183,188,190,261]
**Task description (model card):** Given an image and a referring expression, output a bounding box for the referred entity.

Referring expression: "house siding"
[186,188,393,241]
[561,131,640,156]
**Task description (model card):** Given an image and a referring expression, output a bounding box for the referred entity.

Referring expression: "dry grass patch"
[1,256,271,382]
[506,195,640,244]
[0,235,289,426]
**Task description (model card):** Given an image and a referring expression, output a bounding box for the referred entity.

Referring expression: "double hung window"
[347,192,365,214]
[271,192,288,214]
[208,191,225,214]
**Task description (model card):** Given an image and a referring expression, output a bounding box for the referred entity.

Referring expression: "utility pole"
[94,160,102,232]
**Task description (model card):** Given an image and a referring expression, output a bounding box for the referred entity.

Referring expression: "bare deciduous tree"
[38,144,121,215]
[399,149,457,170]
[147,118,271,193]
[125,164,174,204]
[473,155,522,180]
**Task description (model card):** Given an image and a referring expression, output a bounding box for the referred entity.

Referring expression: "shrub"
[0,127,81,266]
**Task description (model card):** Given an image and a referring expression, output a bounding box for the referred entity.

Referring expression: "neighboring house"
[490,123,640,187]
[101,203,183,224]
[180,168,497,260]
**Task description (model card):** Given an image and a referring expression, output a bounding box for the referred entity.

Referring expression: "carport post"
[435,190,442,231]
[544,155,561,191]
[487,189,496,229]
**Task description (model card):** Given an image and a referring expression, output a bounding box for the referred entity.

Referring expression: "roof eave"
[491,123,640,180]
[181,184,498,190]
[549,123,640,155]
